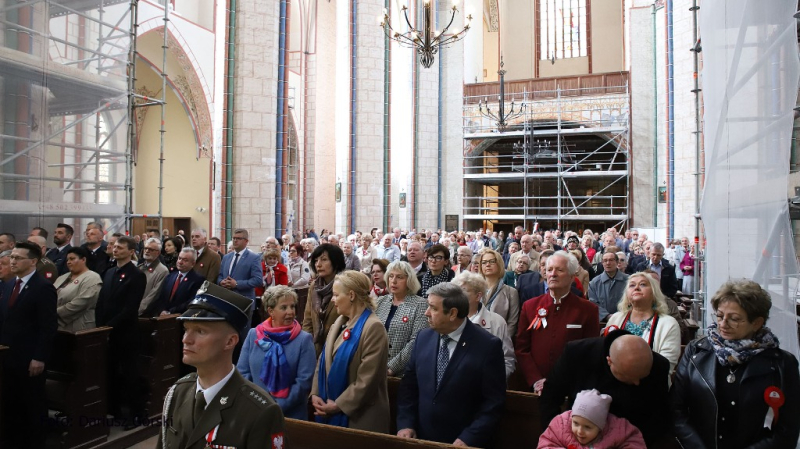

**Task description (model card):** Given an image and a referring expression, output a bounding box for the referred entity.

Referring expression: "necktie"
[169,274,183,302]
[229,253,240,276]
[193,389,206,425]
[436,335,452,389]
[7,279,22,308]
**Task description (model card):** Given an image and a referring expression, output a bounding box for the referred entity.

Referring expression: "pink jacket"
[538,410,646,449]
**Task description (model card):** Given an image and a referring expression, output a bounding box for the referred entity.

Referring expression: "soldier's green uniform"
[37,257,58,284]
[156,282,286,449]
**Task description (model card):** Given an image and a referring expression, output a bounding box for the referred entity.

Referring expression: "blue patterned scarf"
[255,319,301,398]
[315,309,372,427]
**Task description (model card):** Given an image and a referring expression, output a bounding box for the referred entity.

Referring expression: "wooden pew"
[139,315,182,418]
[286,418,456,449]
[296,287,309,324]
[45,326,112,449]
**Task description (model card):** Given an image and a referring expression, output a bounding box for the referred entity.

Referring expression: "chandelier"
[478,58,526,131]
[379,0,472,69]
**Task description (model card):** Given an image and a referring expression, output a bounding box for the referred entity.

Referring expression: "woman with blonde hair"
[375,261,428,376]
[478,248,520,337]
[237,285,315,419]
[357,234,377,274]
[604,272,681,373]
[311,270,390,432]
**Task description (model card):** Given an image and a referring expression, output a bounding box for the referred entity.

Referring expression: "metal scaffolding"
[0,0,168,236]
[462,80,630,231]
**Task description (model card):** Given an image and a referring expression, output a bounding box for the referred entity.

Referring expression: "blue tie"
[229,252,240,277]
[436,335,451,389]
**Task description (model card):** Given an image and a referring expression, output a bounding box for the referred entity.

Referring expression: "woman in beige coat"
[55,247,102,332]
[479,248,520,337]
[311,271,390,433]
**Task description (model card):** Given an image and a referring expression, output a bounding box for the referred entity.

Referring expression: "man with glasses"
[191,228,221,283]
[218,229,264,325]
[418,244,455,298]
[588,250,629,322]
[634,242,678,298]
[81,221,110,274]
[0,241,57,448]
[138,237,170,315]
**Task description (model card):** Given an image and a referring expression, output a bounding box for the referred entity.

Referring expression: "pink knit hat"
[572,389,612,430]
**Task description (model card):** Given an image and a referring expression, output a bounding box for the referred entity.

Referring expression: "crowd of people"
[0,222,798,448]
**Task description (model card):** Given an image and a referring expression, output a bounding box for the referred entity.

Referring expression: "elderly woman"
[671,280,800,448]
[357,235,377,274]
[615,251,628,273]
[369,259,390,299]
[479,248,520,337]
[161,236,182,271]
[453,271,516,378]
[581,235,596,262]
[301,238,318,262]
[237,286,316,419]
[605,273,681,374]
[375,261,428,377]
[287,243,311,288]
[503,254,532,288]
[469,254,481,273]
[302,244,347,356]
[55,247,102,332]
[569,249,591,295]
[311,271,390,432]
[342,241,362,272]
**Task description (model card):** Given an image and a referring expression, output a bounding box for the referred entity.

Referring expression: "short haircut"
[86,221,103,231]
[604,245,621,255]
[452,271,488,295]
[427,282,469,318]
[118,236,137,251]
[0,250,11,259]
[262,285,298,313]
[32,227,48,239]
[426,243,450,260]
[0,233,15,241]
[56,223,75,236]
[210,237,221,246]
[145,237,163,250]
[371,258,389,273]
[385,261,422,295]
[15,241,42,260]
[711,279,772,324]
[548,250,580,276]
[110,232,123,239]
[602,251,619,262]
[191,228,208,238]
[651,242,665,252]
[180,247,198,262]
[290,242,305,258]
[615,251,627,262]
[335,271,375,310]
[309,243,346,276]
[66,246,90,259]
[233,228,249,240]
[263,248,281,260]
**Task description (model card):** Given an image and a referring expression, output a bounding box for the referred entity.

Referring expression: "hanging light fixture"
[379,0,472,69]
[478,57,526,131]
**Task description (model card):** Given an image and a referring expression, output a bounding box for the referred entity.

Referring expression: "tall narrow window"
[539,0,587,61]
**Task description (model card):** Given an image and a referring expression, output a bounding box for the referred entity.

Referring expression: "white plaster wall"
[441,0,465,232]
[334,0,350,234]
[314,0,338,232]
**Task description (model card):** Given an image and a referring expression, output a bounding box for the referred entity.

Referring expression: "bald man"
[540,330,671,446]
[27,235,58,284]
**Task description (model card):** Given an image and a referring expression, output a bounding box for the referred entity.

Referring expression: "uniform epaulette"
[241,384,276,409]
[175,372,198,384]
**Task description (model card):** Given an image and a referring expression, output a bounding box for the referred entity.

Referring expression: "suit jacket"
[0,271,58,374]
[397,322,506,447]
[540,334,672,446]
[146,269,205,316]
[516,271,543,303]
[157,371,285,449]
[82,242,110,274]
[217,249,263,299]
[194,247,221,283]
[55,270,102,332]
[634,259,679,297]
[310,312,390,433]
[138,259,170,315]
[46,244,72,276]
[95,261,147,344]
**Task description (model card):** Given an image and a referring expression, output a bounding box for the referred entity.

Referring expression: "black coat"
[46,244,72,276]
[0,272,58,374]
[82,242,110,275]
[144,269,205,316]
[634,259,679,298]
[671,336,800,449]
[95,261,146,344]
[540,333,672,446]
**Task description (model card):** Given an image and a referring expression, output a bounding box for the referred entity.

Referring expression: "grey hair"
[384,261,422,295]
[452,271,488,296]
[180,247,197,262]
[427,282,469,318]
[651,242,665,252]
[549,250,580,276]
[262,285,298,312]
[0,250,11,259]
[456,246,473,257]
[145,237,162,250]
[616,251,627,262]
[265,236,280,245]
[233,228,249,239]
[191,228,208,238]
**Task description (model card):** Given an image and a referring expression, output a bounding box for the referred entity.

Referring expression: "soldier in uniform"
[158,281,286,449]
[28,235,58,284]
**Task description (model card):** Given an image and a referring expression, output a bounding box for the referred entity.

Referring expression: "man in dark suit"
[397,282,505,447]
[0,241,57,448]
[82,221,110,274]
[540,330,672,446]
[146,248,205,316]
[95,235,147,428]
[46,222,74,276]
[633,242,679,298]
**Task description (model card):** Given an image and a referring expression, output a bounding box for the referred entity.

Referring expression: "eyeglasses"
[289,249,297,253]
[232,237,247,241]
[480,259,498,266]
[715,314,747,327]
[144,247,160,252]
[9,255,35,261]
[427,255,445,262]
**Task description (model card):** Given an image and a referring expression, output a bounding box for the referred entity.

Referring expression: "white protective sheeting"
[699,0,799,358]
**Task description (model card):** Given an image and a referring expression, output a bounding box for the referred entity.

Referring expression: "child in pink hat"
[538,389,646,449]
